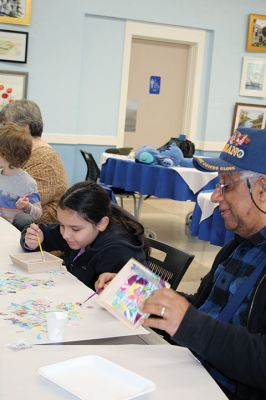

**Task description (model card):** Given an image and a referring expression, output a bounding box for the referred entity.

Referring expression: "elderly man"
[141,128,266,400]
[0,100,68,228]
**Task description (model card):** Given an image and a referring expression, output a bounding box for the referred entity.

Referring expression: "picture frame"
[96,258,170,329]
[247,14,266,52]
[240,57,266,98]
[231,102,266,133]
[0,29,28,63]
[0,70,28,111]
[0,0,31,26]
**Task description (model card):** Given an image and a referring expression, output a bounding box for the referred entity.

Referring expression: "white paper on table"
[0,269,148,346]
[100,152,134,166]
[171,166,218,194]
[0,218,21,266]
[197,191,219,222]
[0,217,148,346]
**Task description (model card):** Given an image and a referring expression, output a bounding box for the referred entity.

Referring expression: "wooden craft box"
[10,251,63,273]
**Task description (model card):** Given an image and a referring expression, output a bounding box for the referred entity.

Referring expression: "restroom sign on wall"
[149,76,161,94]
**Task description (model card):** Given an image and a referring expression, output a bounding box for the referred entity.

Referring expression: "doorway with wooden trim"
[116,21,206,149]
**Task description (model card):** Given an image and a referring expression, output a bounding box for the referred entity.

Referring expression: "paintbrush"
[78,288,103,306]
[37,236,45,262]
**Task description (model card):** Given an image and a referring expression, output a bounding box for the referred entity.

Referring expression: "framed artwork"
[0,70,28,111]
[231,102,266,133]
[0,0,31,26]
[240,57,266,97]
[0,29,28,63]
[247,14,266,52]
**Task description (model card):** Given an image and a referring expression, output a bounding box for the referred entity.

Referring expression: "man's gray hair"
[240,170,265,182]
[0,99,43,137]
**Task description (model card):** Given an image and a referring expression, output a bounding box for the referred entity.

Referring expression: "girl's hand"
[16,196,30,212]
[95,272,116,291]
[25,223,44,250]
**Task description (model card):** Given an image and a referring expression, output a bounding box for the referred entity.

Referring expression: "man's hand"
[142,288,190,337]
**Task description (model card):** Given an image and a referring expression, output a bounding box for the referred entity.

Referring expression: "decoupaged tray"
[96,258,170,329]
[10,251,63,273]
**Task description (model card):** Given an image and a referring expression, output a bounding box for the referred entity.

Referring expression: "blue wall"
[51,144,109,185]
[0,0,265,185]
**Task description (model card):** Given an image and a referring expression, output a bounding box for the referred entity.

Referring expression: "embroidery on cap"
[197,158,219,170]
[223,131,251,159]
[237,149,244,158]
[229,131,251,146]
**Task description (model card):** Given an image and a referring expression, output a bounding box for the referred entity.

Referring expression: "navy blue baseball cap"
[193,128,266,174]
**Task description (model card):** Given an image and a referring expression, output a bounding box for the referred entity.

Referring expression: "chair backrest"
[146,238,194,290]
[80,150,100,182]
[105,147,133,156]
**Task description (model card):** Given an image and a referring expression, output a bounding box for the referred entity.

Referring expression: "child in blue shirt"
[0,123,42,224]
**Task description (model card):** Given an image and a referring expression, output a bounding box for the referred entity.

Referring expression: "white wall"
[0,0,265,184]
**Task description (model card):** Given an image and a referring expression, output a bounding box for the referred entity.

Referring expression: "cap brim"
[193,156,242,172]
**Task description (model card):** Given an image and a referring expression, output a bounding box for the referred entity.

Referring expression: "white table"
[0,345,227,399]
[0,217,227,399]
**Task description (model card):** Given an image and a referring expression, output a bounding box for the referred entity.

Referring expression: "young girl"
[21,181,149,289]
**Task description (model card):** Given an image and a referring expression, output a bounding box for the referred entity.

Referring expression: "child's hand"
[16,196,30,212]
[95,272,116,291]
[25,223,44,250]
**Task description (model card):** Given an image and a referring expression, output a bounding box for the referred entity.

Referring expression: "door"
[124,38,189,150]
[116,21,206,149]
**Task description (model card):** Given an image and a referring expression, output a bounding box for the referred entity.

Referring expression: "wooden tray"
[10,251,63,273]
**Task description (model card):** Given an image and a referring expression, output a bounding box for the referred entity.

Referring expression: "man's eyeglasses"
[215,178,246,195]
[215,182,230,194]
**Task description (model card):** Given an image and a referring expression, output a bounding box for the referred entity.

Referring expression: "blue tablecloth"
[100,158,218,201]
[190,200,234,247]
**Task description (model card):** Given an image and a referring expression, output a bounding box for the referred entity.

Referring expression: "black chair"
[146,238,194,290]
[80,149,138,217]
[146,238,195,344]
[80,150,100,182]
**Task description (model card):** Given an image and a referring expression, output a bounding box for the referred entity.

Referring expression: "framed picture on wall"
[0,0,32,26]
[0,30,28,63]
[240,57,266,97]
[231,102,266,133]
[247,14,266,52]
[0,70,28,111]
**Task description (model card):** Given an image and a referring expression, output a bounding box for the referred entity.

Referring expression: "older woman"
[0,100,68,229]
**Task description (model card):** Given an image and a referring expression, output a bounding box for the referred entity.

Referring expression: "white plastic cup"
[46,311,68,342]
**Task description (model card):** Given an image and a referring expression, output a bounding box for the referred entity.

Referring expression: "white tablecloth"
[197,190,218,222]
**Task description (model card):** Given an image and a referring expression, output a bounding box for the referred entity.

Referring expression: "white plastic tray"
[38,355,156,399]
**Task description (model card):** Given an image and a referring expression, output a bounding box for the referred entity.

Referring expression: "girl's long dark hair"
[58,181,150,255]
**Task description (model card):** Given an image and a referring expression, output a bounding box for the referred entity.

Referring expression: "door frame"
[116,21,206,147]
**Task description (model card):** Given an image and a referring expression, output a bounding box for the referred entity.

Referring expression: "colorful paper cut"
[0,272,55,295]
[2,298,81,339]
[97,258,170,328]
